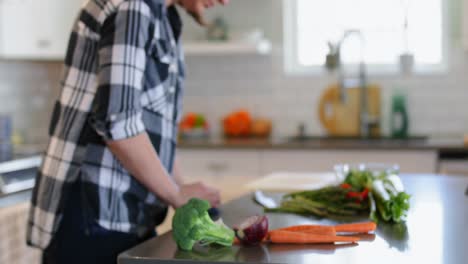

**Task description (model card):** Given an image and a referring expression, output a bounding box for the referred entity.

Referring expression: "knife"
[208,207,221,221]
[254,190,278,209]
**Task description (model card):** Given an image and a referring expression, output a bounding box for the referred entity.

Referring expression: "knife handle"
[208,207,221,221]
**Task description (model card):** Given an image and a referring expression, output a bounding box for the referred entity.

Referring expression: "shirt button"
[169,87,175,93]
[170,63,177,73]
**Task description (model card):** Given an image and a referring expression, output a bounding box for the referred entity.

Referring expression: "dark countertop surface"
[119,174,468,264]
[177,136,468,153]
[0,190,32,208]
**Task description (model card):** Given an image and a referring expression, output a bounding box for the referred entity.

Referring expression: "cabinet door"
[177,149,261,200]
[177,149,261,179]
[31,0,82,59]
[464,0,468,50]
[0,0,82,59]
[0,0,38,58]
[438,160,468,176]
[260,150,438,176]
[0,202,41,264]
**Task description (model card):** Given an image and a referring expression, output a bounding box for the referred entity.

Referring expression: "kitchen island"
[119,174,468,264]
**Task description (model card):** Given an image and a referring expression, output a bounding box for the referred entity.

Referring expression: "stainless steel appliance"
[0,156,41,196]
[439,160,468,176]
[0,114,12,141]
[0,115,12,162]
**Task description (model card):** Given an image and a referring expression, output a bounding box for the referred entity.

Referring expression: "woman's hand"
[178,0,229,26]
[170,158,221,208]
[175,182,221,208]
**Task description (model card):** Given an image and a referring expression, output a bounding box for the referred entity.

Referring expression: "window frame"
[283,0,450,76]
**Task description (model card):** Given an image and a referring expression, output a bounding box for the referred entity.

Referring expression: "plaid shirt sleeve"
[90,1,152,141]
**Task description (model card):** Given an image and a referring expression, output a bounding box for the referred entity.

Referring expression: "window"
[284,0,447,74]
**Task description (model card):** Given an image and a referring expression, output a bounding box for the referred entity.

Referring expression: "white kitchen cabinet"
[464,0,468,50]
[438,160,468,176]
[177,149,261,180]
[0,202,41,264]
[177,149,261,201]
[260,150,438,175]
[0,0,83,60]
[178,149,439,180]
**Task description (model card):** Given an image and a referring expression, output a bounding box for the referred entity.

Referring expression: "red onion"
[234,215,269,245]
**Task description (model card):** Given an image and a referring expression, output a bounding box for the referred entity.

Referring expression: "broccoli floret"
[172,198,235,251]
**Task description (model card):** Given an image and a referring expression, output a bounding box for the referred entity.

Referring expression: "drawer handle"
[207,162,229,172]
[37,39,51,49]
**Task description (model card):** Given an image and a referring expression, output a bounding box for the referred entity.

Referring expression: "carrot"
[274,225,336,236]
[269,230,360,244]
[334,222,377,234]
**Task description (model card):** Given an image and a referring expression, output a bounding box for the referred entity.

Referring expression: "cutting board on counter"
[318,84,381,136]
[245,172,340,192]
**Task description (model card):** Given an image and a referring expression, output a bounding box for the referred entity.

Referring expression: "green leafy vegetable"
[266,186,369,218]
[194,115,206,128]
[266,170,411,224]
[372,179,410,223]
[172,198,235,251]
[175,245,237,261]
[344,170,374,190]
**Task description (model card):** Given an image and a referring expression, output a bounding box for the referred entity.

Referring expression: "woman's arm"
[172,156,185,185]
[107,133,182,207]
[107,133,220,208]
[107,134,220,208]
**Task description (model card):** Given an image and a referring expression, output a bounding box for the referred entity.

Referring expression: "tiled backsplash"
[182,48,468,139]
[1,47,466,145]
[0,61,61,144]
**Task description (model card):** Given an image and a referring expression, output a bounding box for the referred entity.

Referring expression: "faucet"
[336,29,378,138]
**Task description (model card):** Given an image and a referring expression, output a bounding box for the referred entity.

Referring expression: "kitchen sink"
[288,135,427,142]
[285,135,428,147]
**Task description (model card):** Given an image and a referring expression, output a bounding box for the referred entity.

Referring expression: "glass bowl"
[334,163,400,181]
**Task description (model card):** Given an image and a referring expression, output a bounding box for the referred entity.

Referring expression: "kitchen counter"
[119,174,468,264]
[0,190,31,208]
[178,137,468,153]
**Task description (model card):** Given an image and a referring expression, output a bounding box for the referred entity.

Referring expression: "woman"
[27,0,228,263]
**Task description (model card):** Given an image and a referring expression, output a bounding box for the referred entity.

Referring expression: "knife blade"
[254,190,278,209]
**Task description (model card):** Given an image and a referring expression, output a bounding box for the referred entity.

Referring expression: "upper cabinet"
[0,0,275,59]
[180,0,276,56]
[464,0,468,50]
[0,0,83,60]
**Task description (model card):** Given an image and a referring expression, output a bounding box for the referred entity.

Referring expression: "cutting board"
[245,172,340,192]
[318,84,381,136]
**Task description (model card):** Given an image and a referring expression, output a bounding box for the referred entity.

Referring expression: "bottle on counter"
[0,115,12,161]
[390,91,409,138]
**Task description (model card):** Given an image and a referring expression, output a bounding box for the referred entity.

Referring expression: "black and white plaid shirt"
[27,0,184,249]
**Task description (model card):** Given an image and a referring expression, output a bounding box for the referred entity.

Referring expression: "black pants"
[42,183,155,264]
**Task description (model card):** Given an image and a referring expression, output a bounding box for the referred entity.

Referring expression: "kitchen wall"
[182,0,468,138]
[0,0,467,145]
[183,50,468,139]
[0,61,61,144]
